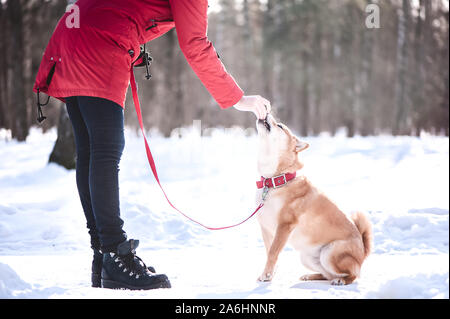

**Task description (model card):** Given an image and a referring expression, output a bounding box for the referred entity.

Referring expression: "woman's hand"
[233,95,271,120]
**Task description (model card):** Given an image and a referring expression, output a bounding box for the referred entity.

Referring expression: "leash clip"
[132,44,153,80]
[261,186,269,202]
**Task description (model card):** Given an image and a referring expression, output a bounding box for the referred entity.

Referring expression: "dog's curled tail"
[351,211,373,259]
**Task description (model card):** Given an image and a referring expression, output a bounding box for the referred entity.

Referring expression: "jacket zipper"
[145,19,173,31]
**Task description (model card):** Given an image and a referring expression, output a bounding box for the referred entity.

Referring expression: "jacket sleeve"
[169,0,244,109]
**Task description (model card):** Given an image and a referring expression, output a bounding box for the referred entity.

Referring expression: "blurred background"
[0,0,448,146]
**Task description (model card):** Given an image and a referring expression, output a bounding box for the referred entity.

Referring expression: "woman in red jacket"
[34,0,270,290]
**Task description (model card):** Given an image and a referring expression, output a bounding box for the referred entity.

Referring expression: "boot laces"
[112,252,149,278]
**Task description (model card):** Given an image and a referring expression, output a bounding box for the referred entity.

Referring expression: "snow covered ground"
[0,127,448,299]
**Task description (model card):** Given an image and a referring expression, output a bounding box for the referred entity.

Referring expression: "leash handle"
[129,69,263,230]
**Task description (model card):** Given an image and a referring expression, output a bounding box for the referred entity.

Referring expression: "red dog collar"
[256,172,297,189]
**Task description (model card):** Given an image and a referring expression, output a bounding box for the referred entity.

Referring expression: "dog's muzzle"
[258,115,271,132]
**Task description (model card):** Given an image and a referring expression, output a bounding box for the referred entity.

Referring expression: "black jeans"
[66,96,127,252]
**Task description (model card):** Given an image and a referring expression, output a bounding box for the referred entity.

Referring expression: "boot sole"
[101,278,171,290]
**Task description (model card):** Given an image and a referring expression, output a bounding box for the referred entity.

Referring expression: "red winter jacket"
[33,0,244,109]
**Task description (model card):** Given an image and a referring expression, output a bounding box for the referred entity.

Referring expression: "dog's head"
[256,114,309,177]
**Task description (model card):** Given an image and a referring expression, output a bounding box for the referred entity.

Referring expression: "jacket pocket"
[46,61,57,87]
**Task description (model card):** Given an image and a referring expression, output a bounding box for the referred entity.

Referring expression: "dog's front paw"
[257,272,274,282]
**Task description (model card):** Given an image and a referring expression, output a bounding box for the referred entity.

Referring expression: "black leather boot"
[101,239,171,290]
[92,248,103,288]
[92,246,157,288]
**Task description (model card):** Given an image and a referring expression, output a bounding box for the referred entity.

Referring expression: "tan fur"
[256,115,373,285]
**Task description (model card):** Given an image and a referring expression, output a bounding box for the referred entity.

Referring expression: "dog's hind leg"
[329,255,359,285]
[299,251,332,281]
[300,273,327,281]
[319,241,361,285]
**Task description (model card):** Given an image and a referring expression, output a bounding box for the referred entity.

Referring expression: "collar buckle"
[272,174,287,188]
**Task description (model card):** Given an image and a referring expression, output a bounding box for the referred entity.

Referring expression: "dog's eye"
[277,124,283,129]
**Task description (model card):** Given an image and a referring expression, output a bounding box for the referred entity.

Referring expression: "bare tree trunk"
[300,51,310,137]
[439,1,449,136]
[8,0,29,141]
[445,25,449,136]
[342,2,357,138]
[393,0,411,135]
[242,0,255,94]
[311,9,323,136]
[329,20,340,136]
[48,102,76,169]
[411,0,426,136]
[23,1,38,128]
[261,0,275,101]
[0,2,7,129]
[359,0,375,136]
[159,30,184,137]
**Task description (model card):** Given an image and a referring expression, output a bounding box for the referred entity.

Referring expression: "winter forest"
[0,1,449,299]
[0,0,448,143]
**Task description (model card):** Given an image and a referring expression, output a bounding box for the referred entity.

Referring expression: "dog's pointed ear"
[295,138,309,153]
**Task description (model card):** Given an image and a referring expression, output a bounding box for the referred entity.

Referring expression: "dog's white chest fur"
[255,189,283,231]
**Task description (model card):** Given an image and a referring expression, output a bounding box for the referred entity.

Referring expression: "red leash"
[129,69,264,230]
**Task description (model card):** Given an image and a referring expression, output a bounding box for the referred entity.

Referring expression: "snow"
[0,262,31,298]
[0,127,448,299]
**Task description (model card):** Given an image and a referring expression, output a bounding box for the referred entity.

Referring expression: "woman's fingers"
[257,102,266,119]
[233,95,272,119]
[255,96,270,118]
[255,106,264,120]
[259,97,270,119]
[262,97,271,113]
[261,105,267,119]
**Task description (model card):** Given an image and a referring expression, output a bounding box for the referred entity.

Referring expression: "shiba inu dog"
[255,115,372,285]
